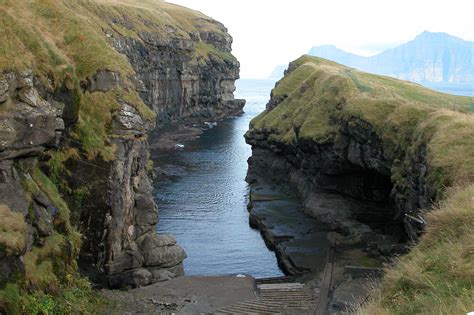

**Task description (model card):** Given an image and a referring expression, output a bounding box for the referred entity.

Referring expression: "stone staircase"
[217,277,318,314]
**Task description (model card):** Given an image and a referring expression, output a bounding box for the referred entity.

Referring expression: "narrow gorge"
[1,1,473,314]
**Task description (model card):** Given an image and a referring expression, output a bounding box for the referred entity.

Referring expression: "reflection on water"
[153,79,284,277]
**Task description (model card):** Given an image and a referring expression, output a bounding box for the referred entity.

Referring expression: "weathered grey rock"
[140,234,177,249]
[112,103,147,135]
[329,278,373,313]
[169,263,185,277]
[0,78,63,160]
[139,234,185,269]
[134,194,158,234]
[84,70,122,92]
[131,268,153,287]
[143,245,186,268]
[18,87,43,107]
[0,78,9,103]
[0,162,29,216]
[105,250,145,276]
[150,269,175,282]
[17,70,33,88]
[0,72,72,294]
[31,203,53,237]
[111,27,245,124]
[150,263,185,282]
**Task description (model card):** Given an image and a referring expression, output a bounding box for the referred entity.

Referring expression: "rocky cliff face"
[110,30,244,123]
[0,69,186,291]
[0,71,76,290]
[0,0,243,297]
[66,71,187,288]
[246,120,428,248]
[246,56,474,251]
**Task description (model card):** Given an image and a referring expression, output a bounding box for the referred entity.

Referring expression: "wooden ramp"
[217,232,338,314]
[217,279,318,314]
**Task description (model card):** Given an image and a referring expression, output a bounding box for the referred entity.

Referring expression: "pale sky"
[167,0,474,78]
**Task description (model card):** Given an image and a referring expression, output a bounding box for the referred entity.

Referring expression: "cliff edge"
[0,0,242,312]
[246,55,474,313]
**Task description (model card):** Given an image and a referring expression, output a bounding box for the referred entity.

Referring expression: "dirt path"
[100,275,258,314]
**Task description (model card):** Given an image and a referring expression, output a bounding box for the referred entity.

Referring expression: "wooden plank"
[258,283,305,290]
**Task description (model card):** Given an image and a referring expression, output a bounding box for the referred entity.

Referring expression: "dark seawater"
[153,79,284,277]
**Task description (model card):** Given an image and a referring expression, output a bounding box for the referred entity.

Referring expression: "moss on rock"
[0,205,27,256]
[250,55,474,195]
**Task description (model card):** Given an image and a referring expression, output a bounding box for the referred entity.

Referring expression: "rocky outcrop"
[245,132,410,253]
[78,8,243,288]
[71,89,187,287]
[0,69,188,289]
[0,0,243,295]
[0,71,72,289]
[108,24,245,123]
[245,56,471,249]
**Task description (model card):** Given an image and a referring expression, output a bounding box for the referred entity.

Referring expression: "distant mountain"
[307,31,474,85]
[308,45,363,66]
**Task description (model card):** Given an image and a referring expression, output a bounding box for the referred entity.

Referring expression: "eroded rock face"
[67,75,186,288]
[0,71,67,287]
[246,106,432,244]
[1,8,243,290]
[78,20,246,286]
[74,20,244,287]
[0,72,63,159]
[110,29,245,123]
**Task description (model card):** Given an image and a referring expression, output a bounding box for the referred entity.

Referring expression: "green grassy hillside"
[251,55,474,193]
[250,55,474,313]
[0,0,233,160]
[0,0,233,313]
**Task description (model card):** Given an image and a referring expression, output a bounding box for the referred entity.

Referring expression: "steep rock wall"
[246,56,474,247]
[0,0,243,295]
[0,71,79,292]
[110,30,244,122]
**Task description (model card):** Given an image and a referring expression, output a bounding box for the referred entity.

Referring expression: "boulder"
[105,250,144,275]
[131,268,153,287]
[143,245,186,268]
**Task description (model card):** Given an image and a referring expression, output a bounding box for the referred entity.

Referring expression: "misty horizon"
[167,0,474,79]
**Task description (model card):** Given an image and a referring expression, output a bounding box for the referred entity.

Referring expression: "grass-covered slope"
[249,55,474,313]
[0,0,233,160]
[251,55,474,193]
[363,185,474,314]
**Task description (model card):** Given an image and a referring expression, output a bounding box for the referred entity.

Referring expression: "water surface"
[153,79,283,277]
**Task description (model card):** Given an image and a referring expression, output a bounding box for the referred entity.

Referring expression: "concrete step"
[217,281,318,314]
[255,276,295,284]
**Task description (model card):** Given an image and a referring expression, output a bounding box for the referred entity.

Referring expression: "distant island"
[270,31,474,96]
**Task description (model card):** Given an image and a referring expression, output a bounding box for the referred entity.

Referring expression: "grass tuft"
[0,205,27,256]
[362,185,474,314]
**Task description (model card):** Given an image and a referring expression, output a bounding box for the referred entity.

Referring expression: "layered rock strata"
[246,55,474,251]
[0,0,242,291]
[110,31,245,123]
[0,71,72,288]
